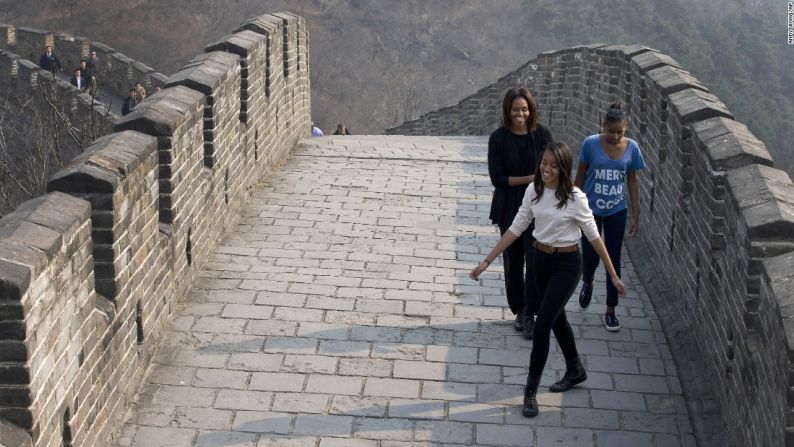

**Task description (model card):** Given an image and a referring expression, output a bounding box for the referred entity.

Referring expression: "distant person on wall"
[311,123,324,136]
[575,100,646,332]
[122,88,138,116]
[471,141,626,418]
[70,68,87,91]
[487,87,553,339]
[86,50,99,76]
[39,45,61,73]
[333,124,351,135]
[134,81,147,103]
[78,59,96,95]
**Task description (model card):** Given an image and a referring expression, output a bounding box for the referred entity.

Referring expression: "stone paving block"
[172,349,229,368]
[214,389,272,411]
[645,394,688,415]
[535,427,595,447]
[479,348,529,367]
[594,430,654,446]
[325,310,378,325]
[273,306,325,322]
[174,407,233,430]
[194,430,256,447]
[245,320,298,336]
[536,388,592,408]
[271,392,330,413]
[364,378,420,398]
[355,298,403,313]
[306,375,363,395]
[585,355,639,374]
[148,365,196,386]
[426,345,478,364]
[388,398,445,420]
[476,384,524,405]
[591,390,646,411]
[504,405,562,426]
[255,292,307,307]
[249,372,305,392]
[330,396,388,417]
[282,354,339,374]
[421,380,477,401]
[621,411,679,434]
[413,420,474,444]
[132,426,196,447]
[221,304,275,320]
[562,408,620,430]
[228,353,283,372]
[152,385,216,407]
[209,333,266,353]
[371,342,426,360]
[136,406,176,427]
[319,340,371,357]
[293,414,354,437]
[350,325,403,342]
[207,289,256,304]
[393,360,446,380]
[613,373,670,394]
[306,296,357,310]
[448,364,501,383]
[257,435,320,447]
[232,411,292,434]
[448,402,504,423]
[264,336,318,354]
[354,417,414,441]
[193,368,249,389]
[475,423,534,446]
[320,438,378,447]
[338,358,393,377]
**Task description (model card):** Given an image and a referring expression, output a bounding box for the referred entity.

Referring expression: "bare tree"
[0,77,110,216]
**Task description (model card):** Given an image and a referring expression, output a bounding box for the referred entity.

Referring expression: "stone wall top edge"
[667,87,733,124]
[691,116,774,170]
[205,30,265,56]
[115,85,204,136]
[0,192,90,299]
[761,252,794,354]
[725,163,794,241]
[166,51,239,95]
[14,26,49,35]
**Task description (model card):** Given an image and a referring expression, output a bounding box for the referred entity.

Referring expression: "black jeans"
[581,209,626,307]
[499,225,539,316]
[528,248,582,379]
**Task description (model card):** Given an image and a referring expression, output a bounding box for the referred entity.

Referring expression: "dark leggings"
[499,225,539,316]
[528,249,582,378]
[581,209,626,307]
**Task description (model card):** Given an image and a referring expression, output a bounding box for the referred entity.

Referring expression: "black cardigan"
[487,125,554,227]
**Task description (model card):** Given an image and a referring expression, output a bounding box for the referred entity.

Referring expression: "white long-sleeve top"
[508,186,600,246]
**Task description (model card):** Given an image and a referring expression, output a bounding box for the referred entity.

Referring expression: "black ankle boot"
[522,387,538,417]
[549,363,587,392]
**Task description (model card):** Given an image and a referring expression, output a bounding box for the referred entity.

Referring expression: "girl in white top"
[470,141,626,418]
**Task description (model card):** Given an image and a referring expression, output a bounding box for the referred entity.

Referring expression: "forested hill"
[0,0,790,174]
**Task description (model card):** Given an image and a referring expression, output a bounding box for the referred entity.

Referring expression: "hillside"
[0,0,791,173]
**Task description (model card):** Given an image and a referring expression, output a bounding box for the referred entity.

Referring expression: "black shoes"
[522,387,538,417]
[578,282,593,310]
[522,315,535,340]
[513,311,525,332]
[549,364,587,392]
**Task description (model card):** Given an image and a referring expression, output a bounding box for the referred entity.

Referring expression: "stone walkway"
[115,136,696,447]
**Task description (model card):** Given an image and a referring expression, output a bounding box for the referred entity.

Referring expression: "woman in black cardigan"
[487,87,553,338]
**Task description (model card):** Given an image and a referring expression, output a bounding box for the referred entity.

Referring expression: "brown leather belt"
[533,241,579,254]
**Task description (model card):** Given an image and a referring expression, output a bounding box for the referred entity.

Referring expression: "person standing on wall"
[487,87,553,338]
[575,100,646,332]
[471,141,626,417]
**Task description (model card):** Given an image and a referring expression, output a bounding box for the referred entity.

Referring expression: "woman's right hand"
[611,275,627,298]
[470,260,490,280]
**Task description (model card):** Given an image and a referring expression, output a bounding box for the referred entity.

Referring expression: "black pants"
[499,225,539,316]
[581,209,626,307]
[528,248,582,378]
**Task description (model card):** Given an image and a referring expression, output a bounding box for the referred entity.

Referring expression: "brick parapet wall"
[389,44,794,446]
[0,12,310,447]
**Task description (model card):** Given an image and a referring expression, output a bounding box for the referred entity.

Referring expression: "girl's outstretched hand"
[470,260,490,280]
[612,275,627,298]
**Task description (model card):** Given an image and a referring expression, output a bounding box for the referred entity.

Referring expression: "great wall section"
[0,11,792,447]
[389,44,794,446]
[0,12,310,447]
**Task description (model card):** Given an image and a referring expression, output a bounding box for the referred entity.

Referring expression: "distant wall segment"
[389,44,794,446]
[0,12,310,447]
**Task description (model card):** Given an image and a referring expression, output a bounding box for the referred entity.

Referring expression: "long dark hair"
[501,87,538,132]
[532,141,575,209]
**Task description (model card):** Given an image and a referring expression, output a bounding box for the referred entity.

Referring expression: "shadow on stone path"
[115,136,696,447]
